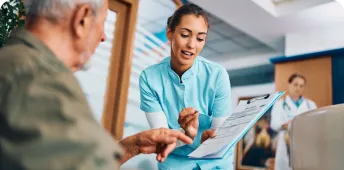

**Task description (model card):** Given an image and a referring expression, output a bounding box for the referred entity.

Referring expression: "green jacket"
[0,28,122,170]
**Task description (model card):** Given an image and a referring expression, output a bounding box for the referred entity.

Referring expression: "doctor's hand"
[281,124,288,130]
[119,128,193,164]
[282,120,291,130]
[178,108,199,139]
[201,129,216,144]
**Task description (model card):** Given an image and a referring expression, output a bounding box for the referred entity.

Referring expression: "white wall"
[218,52,281,70]
[251,0,278,16]
[275,0,332,17]
[231,83,276,107]
[252,0,332,17]
[285,25,344,56]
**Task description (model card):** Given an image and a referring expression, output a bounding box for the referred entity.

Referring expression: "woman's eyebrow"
[180,28,207,35]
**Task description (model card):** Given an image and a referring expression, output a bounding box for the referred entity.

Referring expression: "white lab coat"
[270,95,317,170]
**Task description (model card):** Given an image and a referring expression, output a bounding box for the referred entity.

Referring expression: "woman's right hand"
[178,108,199,139]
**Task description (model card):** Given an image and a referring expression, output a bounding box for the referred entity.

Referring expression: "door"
[75,0,139,140]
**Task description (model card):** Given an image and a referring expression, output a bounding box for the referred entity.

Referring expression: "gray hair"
[24,0,103,22]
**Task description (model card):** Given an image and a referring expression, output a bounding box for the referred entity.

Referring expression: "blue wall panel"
[332,54,344,104]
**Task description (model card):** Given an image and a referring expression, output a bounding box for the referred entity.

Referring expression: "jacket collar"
[8,28,68,71]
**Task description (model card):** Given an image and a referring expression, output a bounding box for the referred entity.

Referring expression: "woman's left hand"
[201,129,216,144]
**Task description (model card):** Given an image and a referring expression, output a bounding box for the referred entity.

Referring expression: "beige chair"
[289,104,344,170]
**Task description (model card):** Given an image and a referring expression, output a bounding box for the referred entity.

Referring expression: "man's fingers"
[157,129,193,144]
[172,130,193,144]
[156,153,162,162]
[139,146,156,154]
[161,143,176,161]
[139,129,194,163]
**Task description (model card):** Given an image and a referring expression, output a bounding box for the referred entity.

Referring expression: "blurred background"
[113,0,344,169]
[74,0,344,169]
[2,0,344,169]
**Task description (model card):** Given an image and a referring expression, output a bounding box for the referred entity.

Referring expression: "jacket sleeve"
[310,100,318,110]
[0,73,123,170]
[270,100,284,131]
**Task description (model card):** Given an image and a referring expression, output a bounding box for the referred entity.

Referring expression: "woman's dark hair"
[288,73,306,84]
[167,4,209,32]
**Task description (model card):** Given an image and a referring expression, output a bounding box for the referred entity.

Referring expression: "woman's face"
[288,77,306,98]
[167,14,208,68]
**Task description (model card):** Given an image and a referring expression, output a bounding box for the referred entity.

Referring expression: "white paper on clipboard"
[188,91,284,159]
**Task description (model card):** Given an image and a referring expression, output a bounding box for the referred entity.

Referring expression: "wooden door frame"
[102,0,138,140]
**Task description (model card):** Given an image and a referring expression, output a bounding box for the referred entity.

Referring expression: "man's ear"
[72,4,94,38]
[166,28,173,41]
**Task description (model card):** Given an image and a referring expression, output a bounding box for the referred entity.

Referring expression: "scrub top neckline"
[167,57,198,84]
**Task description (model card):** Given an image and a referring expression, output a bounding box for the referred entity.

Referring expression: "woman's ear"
[166,28,173,41]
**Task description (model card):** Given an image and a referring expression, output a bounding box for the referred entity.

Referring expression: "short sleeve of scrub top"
[212,66,232,117]
[139,70,163,113]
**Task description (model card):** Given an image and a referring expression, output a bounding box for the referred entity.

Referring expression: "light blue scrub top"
[139,56,234,170]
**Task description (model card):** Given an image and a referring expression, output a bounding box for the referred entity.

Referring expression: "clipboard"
[188,91,285,159]
[247,93,270,104]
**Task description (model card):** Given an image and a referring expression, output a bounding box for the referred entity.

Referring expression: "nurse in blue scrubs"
[139,4,233,170]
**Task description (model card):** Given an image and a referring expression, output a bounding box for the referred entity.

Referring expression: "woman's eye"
[197,38,205,42]
[181,34,189,38]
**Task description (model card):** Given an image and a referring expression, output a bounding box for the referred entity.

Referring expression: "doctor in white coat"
[270,73,317,170]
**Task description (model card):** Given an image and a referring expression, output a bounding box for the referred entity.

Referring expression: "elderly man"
[0,0,192,169]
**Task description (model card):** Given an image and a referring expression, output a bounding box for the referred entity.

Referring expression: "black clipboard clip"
[247,94,270,104]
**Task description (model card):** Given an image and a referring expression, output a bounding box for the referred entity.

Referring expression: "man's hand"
[178,108,199,139]
[119,128,192,164]
[201,129,216,144]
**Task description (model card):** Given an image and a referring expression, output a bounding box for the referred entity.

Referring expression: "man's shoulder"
[0,42,40,78]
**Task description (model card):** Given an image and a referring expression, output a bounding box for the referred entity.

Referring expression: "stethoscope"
[282,98,310,112]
